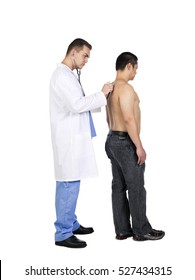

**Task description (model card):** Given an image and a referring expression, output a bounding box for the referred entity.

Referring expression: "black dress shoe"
[116,232,134,240]
[55,235,87,248]
[73,225,94,235]
[133,229,165,241]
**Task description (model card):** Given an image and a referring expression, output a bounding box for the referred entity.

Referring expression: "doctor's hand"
[101,82,113,97]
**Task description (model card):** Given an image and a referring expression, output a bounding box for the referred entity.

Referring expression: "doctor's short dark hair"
[116,52,138,70]
[66,38,92,55]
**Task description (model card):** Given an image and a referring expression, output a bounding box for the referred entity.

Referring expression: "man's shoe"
[133,229,165,241]
[73,225,94,235]
[55,235,87,248]
[116,232,134,240]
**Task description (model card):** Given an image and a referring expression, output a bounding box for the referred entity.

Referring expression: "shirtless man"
[105,52,165,241]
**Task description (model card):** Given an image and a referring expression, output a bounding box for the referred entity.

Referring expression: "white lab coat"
[49,64,107,181]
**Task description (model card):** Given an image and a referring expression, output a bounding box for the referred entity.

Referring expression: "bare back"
[106,80,141,134]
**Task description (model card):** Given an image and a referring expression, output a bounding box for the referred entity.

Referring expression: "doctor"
[50,38,113,248]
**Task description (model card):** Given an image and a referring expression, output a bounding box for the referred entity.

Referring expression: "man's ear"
[127,63,132,71]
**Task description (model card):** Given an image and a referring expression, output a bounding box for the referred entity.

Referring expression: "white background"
[0,0,195,279]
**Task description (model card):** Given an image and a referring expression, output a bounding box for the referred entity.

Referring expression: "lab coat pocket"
[73,133,92,159]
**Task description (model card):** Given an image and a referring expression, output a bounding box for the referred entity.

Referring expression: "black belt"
[109,131,129,137]
[108,130,135,147]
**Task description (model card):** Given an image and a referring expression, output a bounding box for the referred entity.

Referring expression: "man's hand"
[136,146,146,165]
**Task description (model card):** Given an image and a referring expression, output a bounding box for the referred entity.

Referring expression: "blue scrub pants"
[54,181,81,241]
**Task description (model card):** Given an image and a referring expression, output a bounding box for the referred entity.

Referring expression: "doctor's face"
[74,46,91,69]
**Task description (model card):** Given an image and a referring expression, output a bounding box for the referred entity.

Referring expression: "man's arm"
[119,85,146,165]
[106,106,110,128]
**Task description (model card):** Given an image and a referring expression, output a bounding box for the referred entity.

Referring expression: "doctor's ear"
[71,50,75,57]
[70,49,76,57]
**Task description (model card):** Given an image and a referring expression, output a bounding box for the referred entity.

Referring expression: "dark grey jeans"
[105,131,152,235]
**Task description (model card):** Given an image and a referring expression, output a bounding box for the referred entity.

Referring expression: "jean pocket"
[118,136,126,140]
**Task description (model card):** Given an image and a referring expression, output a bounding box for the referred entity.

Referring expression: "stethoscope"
[76,68,81,83]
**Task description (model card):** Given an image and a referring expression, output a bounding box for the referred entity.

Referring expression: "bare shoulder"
[114,80,133,91]
[116,83,136,100]
[124,83,135,94]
